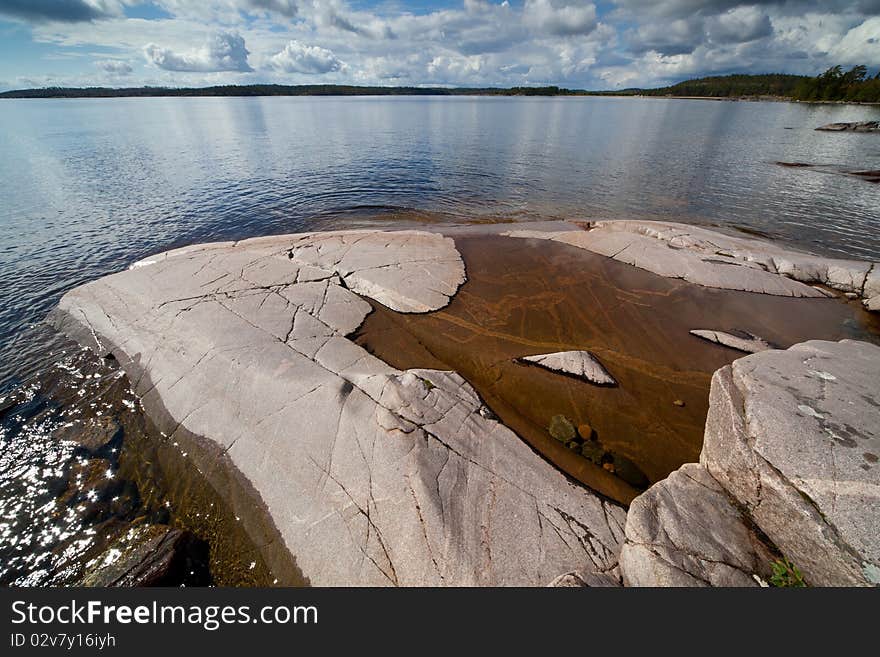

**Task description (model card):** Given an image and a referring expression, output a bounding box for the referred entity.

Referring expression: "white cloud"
[144,31,253,72]
[9,0,880,91]
[827,17,880,66]
[268,41,343,74]
[707,6,773,44]
[523,0,598,37]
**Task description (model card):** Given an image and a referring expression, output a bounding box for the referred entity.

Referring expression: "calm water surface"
[1,95,879,584]
[2,95,880,388]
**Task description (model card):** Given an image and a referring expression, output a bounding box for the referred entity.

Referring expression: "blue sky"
[0,1,878,91]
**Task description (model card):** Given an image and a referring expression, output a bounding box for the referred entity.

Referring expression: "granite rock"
[520,350,616,385]
[619,463,775,587]
[689,329,774,354]
[504,221,878,306]
[52,229,626,586]
[549,567,621,587]
[701,339,880,586]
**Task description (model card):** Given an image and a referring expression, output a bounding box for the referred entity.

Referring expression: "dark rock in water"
[815,121,879,133]
[580,441,604,465]
[775,161,814,168]
[548,414,576,442]
[61,458,114,501]
[610,454,650,490]
[81,524,210,587]
[851,169,880,184]
[53,416,122,452]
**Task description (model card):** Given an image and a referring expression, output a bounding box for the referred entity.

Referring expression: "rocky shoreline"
[50,221,880,586]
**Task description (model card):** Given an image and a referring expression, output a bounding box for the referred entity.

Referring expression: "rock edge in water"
[504,220,880,311]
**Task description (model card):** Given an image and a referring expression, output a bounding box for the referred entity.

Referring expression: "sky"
[0,1,878,91]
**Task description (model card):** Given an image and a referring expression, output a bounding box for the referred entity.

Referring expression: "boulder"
[519,350,616,385]
[619,463,775,586]
[52,229,626,586]
[701,339,880,586]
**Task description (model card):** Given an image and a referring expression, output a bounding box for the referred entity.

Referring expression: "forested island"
[1,65,877,102]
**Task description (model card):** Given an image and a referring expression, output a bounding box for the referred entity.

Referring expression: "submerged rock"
[689,329,774,354]
[53,416,122,452]
[81,524,209,587]
[504,220,878,307]
[520,350,617,385]
[52,229,626,586]
[548,414,577,442]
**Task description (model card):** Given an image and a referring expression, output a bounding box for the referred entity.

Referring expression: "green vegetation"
[1,67,876,102]
[640,73,808,98]
[792,65,880,102]
[769,557,807,587]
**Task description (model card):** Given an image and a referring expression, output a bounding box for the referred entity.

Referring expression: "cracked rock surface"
[504,220,879,307]
[689,329,774,354]
[51,229,626,586]
[519,351,617,386]
[701,339,880,586]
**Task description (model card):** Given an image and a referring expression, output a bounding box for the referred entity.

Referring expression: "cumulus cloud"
[268,41,343,74]
[95,59,132,75]
[524,0,598,37]
[9,0,880,91]
[0,0,122,23]
[707,6,773,44]
[144,31,253,72]
[827,16,880,65]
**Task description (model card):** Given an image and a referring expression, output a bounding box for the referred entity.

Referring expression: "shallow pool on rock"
[354,235,880,504]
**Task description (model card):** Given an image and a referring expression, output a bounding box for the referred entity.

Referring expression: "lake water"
[1,95,880,390]
[2,95,879,585]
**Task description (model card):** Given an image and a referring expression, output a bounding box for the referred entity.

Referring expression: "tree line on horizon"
[0,67,877,102]
[791,65,880,102]
[635,65,879,102]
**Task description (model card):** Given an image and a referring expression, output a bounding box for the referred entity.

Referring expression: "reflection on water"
[0,344,276,586]
[1,96,879,390]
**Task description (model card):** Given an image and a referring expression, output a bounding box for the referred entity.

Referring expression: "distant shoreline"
[2,86,878,106]
[4,70,878,103]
